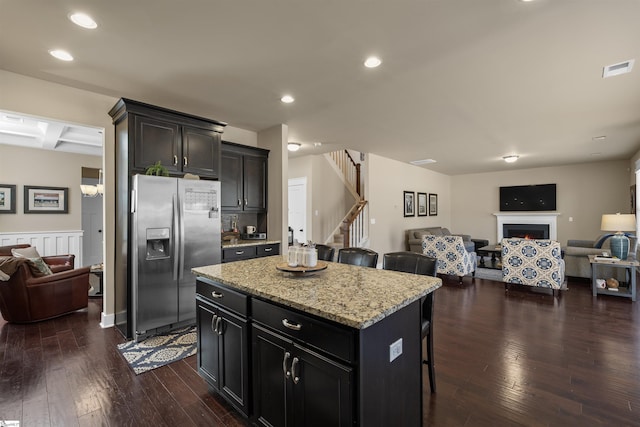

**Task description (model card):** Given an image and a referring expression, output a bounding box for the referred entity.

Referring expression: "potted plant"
[145,161,169,176]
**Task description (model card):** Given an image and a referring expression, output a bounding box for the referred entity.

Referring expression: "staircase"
[325,150,369,249]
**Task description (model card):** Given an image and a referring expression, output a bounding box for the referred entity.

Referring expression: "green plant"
[145,161,169,176]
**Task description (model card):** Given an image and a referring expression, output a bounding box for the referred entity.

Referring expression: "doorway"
[288,177,307,244]
[81,167,103,296]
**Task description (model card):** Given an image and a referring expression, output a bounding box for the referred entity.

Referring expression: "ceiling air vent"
[603,59,634,78]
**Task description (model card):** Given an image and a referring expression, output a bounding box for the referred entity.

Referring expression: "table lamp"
[600,213,636,259]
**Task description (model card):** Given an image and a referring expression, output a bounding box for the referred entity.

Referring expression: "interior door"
[288,178,307,244]
[81,174,103,267]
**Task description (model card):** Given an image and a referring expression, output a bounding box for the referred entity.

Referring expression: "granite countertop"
[192,255,441,329]
[222,239,281,248]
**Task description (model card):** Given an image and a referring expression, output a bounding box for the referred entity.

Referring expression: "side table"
[89,267,103,297]
[588,255,637,301]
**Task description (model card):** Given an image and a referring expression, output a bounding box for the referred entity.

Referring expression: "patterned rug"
[475,267,503,281]
[117,326,197,375]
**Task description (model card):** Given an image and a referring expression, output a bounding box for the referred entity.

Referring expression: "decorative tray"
[276,261,329,275]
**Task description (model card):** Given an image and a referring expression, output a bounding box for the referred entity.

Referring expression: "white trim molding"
[494,212,561,242]
[0,230,83,265]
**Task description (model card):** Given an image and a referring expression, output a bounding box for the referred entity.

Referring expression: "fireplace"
[503,223,550,239]
[494,212,560,242]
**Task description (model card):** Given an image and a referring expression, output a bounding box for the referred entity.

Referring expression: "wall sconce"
[287,143,301,152]
[80,169,104,197]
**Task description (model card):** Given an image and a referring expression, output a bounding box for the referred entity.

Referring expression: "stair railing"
[340,200,368,248]
[329,150,361,197]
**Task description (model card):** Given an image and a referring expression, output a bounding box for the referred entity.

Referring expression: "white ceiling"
[1,0,639,175]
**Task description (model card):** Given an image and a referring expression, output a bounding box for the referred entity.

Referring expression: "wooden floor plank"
[1,274,639,426]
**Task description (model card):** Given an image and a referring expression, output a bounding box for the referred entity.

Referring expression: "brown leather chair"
[0,244,90,323]
[315,244,335,262]
[337,247,379,268]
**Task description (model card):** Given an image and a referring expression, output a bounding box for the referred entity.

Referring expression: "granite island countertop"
[193,255,441,329]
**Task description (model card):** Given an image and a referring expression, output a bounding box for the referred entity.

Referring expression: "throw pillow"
[11,247,53,277]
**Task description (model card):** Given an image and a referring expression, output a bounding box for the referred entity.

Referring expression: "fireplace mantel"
[493,212,561,242]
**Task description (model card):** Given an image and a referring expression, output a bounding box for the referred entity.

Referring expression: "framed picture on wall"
[404,191,415,217]
[0,184,16,214]
[428,193,438,216]
[417,192,427,216]
[24,186,69,214]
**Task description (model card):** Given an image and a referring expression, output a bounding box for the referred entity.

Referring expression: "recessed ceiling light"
[503,155,519,163]
[592,135,607,141]
[49,49,74,61]
[364,56,382,68]
[281,95,295,103]
[409,159,436,165]
[287,142,301,152]
[69,12,97,29]
[313,142,322,147]
[603,59,634,78]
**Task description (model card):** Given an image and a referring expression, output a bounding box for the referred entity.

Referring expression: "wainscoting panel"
[0,230,84,266]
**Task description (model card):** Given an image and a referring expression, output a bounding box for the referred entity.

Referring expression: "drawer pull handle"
[183,156,188,167]
[291,357,300,384]
[264,248,273,252]
[215,317,223,335]
[283,351,291,379]
[173,155,178,166]
[282,319,301,331]
[245,199,248,206]
[211,291,224,299]
[237,199,241,206]
[211,314,218,332]
[236,251,244,255]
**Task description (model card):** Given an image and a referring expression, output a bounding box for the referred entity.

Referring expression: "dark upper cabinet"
[221,141,269,212]
[111,98,225,179]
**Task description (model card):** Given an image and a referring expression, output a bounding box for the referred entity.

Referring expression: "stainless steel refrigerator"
[128,175,221,341]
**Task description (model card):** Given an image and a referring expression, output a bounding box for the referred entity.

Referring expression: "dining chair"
[315,244,335,262]
[382,251,437,393]
[337,247,379,268]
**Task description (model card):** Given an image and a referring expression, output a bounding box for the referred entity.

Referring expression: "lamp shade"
[600,213,636,232]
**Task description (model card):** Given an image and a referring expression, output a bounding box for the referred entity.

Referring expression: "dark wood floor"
[1,276,639,426]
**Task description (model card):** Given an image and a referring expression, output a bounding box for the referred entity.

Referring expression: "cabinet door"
[218,308,250,416]
[221,150,243,211]
[197,300,220,388]
[134,115,180,173]
[182,126,221,178]
[243,155,267,212]
[291,344,353,427]
[252,324,291,427]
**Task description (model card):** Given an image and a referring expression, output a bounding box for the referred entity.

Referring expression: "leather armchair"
[0,244,90,323]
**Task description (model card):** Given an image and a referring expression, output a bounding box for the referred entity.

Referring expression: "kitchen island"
[193,255,441,426]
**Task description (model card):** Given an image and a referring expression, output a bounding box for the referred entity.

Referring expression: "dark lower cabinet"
[252,324,353,427]
[196,293,249,416]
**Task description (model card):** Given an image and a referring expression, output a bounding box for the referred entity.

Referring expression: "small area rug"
[117,325,197,375]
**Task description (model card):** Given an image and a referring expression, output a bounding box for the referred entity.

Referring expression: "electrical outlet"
[389,338,403,362]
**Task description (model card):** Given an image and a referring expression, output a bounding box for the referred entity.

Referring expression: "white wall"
[288,154,356,244]
[451,160,631,245]
[368,154,452,256]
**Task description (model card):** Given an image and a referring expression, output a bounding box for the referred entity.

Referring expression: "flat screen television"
[499,184,556,212]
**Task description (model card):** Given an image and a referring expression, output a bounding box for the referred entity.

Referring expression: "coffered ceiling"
[1,0,639,175]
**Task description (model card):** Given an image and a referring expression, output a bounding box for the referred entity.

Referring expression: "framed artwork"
[0,184,16,214]
[24,186,69,214]
[404,191,415,217]
[428,193,438,216]
[417,192,428,216]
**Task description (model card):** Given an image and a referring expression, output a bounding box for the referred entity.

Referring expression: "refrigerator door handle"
[178,194,185,280]
[173,194,179,281]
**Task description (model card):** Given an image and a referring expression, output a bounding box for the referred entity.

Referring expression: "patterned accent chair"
[501,238,567,296]
[422,235,476,283]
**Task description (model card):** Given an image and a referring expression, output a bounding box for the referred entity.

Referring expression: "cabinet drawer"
[223,246,257,262]
[196,277,248,316]
[257,243,280,257]
[251,298,355,363]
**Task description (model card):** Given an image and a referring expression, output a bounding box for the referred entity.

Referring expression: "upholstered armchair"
[0,244,90,323]
[501,238,566,295]
[421,235,476,283]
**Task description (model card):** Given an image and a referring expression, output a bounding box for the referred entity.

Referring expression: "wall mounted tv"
[499,184,557,212]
